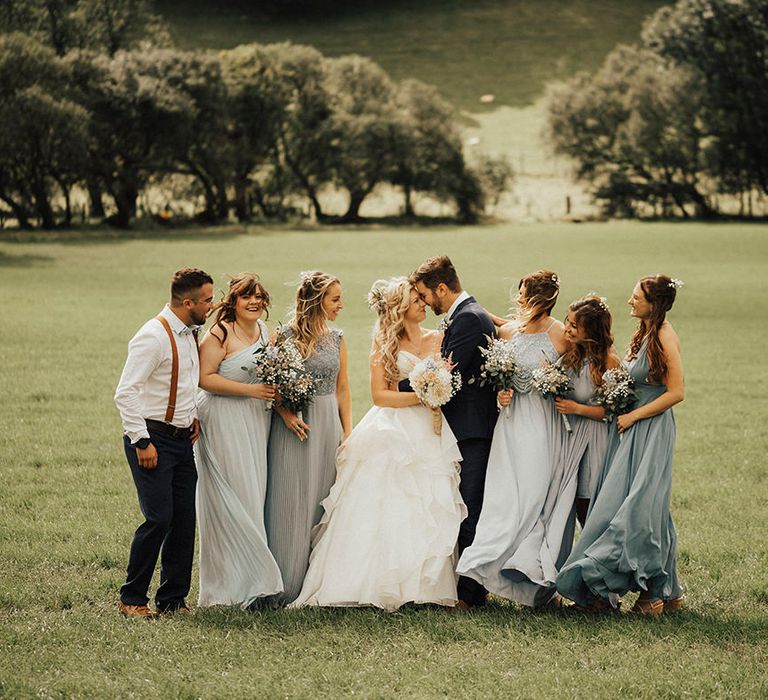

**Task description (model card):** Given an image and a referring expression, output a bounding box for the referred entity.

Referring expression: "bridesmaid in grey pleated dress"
[196,274,284,608]
[555,295,621,528]
[457,270,571,609]
[557,274,686,617]
[266,271,352,605]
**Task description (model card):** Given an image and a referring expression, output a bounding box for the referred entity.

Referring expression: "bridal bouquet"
[594,366,637,423]
[477,335,518,417]
[408,354,462,435]
[247,335,316,416]
[531,354,574,433]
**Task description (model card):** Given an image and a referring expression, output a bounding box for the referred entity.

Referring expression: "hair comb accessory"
[669,278,685,290]
[551,274,560,285]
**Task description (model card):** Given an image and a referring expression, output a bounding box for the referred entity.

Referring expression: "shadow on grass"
[0,251,54,267]
[190,600,768,649]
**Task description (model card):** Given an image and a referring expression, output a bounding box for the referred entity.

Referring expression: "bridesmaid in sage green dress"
[556,274,686,616]
[554,295,621,528]
[266,271,352,605]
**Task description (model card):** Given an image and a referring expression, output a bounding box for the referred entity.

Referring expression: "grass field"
[1,222,767,698]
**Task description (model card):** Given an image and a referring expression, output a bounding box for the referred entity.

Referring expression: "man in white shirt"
[115,268,214,618]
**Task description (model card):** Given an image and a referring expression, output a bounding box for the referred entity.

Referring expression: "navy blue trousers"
[456,437,492,606]
[120,429,197,610]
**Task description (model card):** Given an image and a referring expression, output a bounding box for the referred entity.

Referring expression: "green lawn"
[1,222,767,698]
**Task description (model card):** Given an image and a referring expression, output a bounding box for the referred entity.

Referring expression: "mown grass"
[1,222,767,698]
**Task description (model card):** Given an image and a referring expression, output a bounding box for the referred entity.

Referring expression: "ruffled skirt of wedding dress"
[289,404,466,612]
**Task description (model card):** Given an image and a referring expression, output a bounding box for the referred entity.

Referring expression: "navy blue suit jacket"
[401,296,498,441]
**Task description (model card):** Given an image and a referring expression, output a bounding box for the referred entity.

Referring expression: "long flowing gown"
[456,322,571,607]
[565,362,610,501]
[556,338,684,605]
[290,350,467,611]
[195,319,284,608]
[265,327,344,605]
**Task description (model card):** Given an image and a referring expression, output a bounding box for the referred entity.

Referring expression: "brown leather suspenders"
[155,316,180,423]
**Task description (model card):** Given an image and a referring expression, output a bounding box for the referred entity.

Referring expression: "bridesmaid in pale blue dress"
[266,271,352,605]
[457,270,571,609]
[557,274,686,616]
[195,274,284,608]
[555,295,621,527]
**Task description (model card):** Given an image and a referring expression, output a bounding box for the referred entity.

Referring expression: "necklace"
[234,320,261,346]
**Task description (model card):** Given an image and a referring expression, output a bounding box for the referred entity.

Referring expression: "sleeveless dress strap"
[545,318,557,333]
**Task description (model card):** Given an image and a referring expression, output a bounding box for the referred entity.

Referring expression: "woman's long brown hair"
[211,273,271,345]
[628,274,677,383]
[561,295,614,385]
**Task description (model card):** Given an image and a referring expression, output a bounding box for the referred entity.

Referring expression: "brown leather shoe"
[118,601,157,619]
[630,598,663,617]
[157,605,192,616]
[663,595,685,613]
[451,600,473,612]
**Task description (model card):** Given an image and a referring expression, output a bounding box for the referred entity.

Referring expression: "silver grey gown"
[195,319,284,608]
[265,327,343,605]
[456,321,571,607]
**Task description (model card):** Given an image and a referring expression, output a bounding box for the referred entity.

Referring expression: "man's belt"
[145,419,193,440]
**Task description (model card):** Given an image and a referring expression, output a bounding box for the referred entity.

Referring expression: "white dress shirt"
[114,305,200,443]
[445,290,471,320]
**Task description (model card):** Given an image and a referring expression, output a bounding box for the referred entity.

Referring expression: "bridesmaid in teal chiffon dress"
[556,274,686,616]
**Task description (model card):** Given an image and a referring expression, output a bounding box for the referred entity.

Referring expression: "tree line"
[0,1,512,229]
[547,0,768,219]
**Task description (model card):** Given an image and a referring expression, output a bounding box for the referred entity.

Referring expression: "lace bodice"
[397,350,421,381]
[509,328,559,394]
[282,326,343,396]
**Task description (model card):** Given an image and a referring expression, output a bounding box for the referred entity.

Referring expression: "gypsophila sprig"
[669,278,685,290]
[594,366,637,424]
[437,317,452,333]
[531,352,573,432]
[408,354,461,435]
[478,336,518,416]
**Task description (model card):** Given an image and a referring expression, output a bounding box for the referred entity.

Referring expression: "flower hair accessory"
[587,291,609,311]
[367,287,387,314]
[551,274,559,286]
[669,278,685,290]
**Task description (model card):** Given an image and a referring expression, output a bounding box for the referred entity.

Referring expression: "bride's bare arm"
[370,351,422,408]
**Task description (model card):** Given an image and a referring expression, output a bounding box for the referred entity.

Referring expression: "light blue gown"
[266,328,344,605]
[456,322,571,607]
[195,319,284,608]
[556,338,684,605]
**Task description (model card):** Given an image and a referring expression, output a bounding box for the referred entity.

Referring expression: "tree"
[547,45,713,218]
[1,0,170,56]
[643,0,768,198]
[67,47,197,227]
[323,55,396,220]
[0,34,89,229]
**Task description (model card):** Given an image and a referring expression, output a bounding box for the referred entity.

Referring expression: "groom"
[403,256,498,609]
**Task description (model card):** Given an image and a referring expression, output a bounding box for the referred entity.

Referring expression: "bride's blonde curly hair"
[368,277,413,384]
[288,270,341,358]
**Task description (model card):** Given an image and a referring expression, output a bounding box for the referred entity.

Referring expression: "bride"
[290,277,467,611]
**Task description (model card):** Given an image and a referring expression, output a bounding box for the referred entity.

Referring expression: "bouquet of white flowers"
[408,354,462,435]
[594,366,637,424]
[246,333,316,417]
[531,354,574,433]
[478,335,518,417]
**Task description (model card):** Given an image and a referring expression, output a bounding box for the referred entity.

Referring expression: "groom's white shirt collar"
[446,290,471,320]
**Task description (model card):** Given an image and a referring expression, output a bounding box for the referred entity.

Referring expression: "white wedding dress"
[289,350,467,611]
